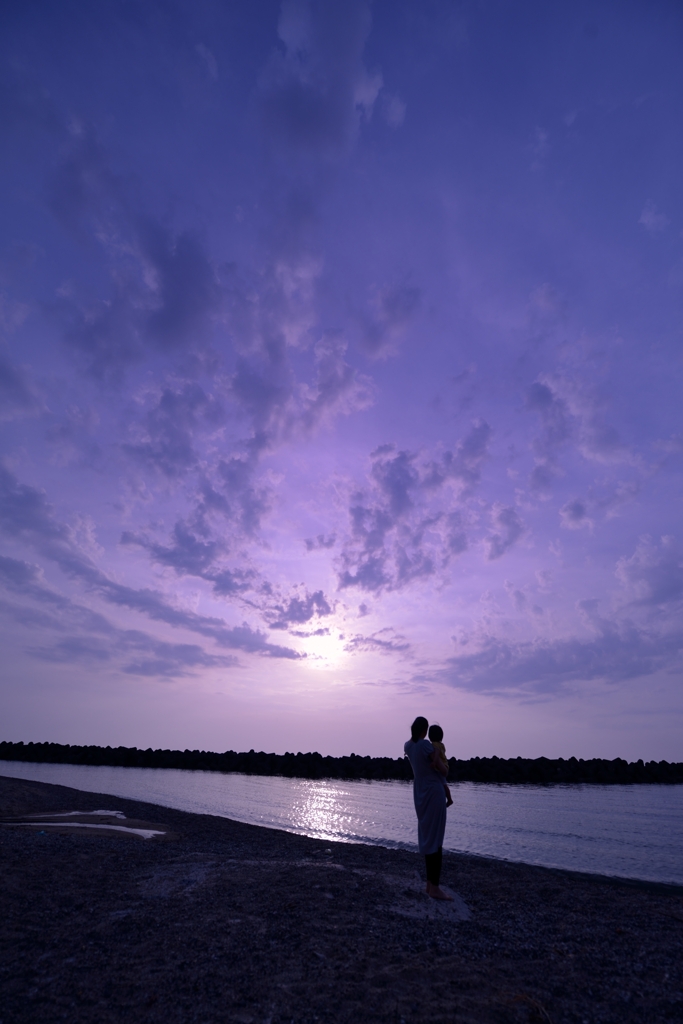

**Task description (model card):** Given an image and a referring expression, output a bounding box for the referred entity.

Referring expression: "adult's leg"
[425,847,451,899]
[425,847,442,885]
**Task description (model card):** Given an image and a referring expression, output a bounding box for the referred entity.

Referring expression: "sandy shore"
[1,775,682,1024]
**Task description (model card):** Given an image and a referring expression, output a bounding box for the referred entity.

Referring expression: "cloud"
[51,222,221,380]
[639,200,668,233]
[0,596,69,632]
[298,334,374,432]
[128,336,371,556]
[140,221,220,350]
[0,553,118,638]
[0,554,66,607]
[338,505,438,592]
[338,425,490,592]
[305,533,336,551]
[0,550,241,677]
[0,465,302,660]
[29,631,238,678]
[44,126,221,377]
[52,282,142,381]
[485,505,524,560]
[536,569,553,592]
[381,92,406,128]
[504,579,544,618]
[528,283,566,320]
[30,635,112,664]
[655,433,683,456]
[559,498,593,531]
[0,293,30,334]
[265,588,333,630]
[210,568,260,597]
[343,628,410,655]
[0,464,70,544]
[214,454,272,536]
[229,354,292,444]
[123,380,224,479]
[526,380,571,448]
[124,492,334,631]
[46,124,121,237]
[40,101,374,557]
[528,459,560,491]
[371,447,419,516]
[525,379,571,490]
[1,465,329,655]
[45,404,101,467]
[615,536,683,608]
[504,579,527,612]
[0,554,44,589]
[259,0,380,159]
[526,373,632,472]
[0,353,41,420]
[441,620,683,695]
[359,283,421,356]
[446,512,468,555]
[121,521,223,576]
[424,419,492,492]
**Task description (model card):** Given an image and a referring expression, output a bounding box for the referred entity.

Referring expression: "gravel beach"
[1,774,682,1024]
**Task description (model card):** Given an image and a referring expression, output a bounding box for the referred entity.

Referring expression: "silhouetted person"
[404,716,452,900]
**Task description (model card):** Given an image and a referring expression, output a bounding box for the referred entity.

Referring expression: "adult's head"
[410,716,429,742]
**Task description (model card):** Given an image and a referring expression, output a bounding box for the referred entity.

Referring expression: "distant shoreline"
[2,740,682,784]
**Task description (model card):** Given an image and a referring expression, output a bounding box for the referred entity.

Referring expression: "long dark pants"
[425,846,442,885]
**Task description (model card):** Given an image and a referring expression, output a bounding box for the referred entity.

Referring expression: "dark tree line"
[1,740,682,784]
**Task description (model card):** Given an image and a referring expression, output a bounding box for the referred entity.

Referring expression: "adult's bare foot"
[426,882,453,901]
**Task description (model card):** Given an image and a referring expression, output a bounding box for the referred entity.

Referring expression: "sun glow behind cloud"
[301,631,349,671]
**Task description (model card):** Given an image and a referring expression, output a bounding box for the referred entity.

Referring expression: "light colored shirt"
[404,738,447,855]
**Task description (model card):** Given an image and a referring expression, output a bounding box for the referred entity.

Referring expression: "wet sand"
[1,774,682,1024]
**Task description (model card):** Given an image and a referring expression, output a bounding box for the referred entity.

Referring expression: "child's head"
[428,724,443,743]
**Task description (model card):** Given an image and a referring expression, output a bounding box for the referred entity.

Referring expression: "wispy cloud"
[0,465,302,660]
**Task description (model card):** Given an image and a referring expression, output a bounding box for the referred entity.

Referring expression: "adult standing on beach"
[404,716,452,900]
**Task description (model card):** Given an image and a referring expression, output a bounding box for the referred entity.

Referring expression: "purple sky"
[1,0,682,760]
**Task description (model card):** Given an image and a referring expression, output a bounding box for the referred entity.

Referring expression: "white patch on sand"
[23,809,128,819]
[17,822,165,839]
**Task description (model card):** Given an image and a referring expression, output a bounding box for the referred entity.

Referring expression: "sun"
[302,631,348,671]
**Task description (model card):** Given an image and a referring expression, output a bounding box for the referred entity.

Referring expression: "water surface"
[2,760,681,885]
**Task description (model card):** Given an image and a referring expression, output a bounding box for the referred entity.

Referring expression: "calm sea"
[2,760,682,886]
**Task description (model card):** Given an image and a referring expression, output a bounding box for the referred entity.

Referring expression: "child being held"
[428,724,453,807]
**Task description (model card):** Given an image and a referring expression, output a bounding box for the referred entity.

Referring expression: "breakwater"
[1,740,681,784]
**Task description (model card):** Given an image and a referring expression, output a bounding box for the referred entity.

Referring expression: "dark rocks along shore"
[1,774,682,1024]
[2,740,682,784]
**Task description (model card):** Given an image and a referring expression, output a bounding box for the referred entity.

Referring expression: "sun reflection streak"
[289,781,372,842]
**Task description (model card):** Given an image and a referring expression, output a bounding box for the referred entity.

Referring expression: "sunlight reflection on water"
[2,760,682,884]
